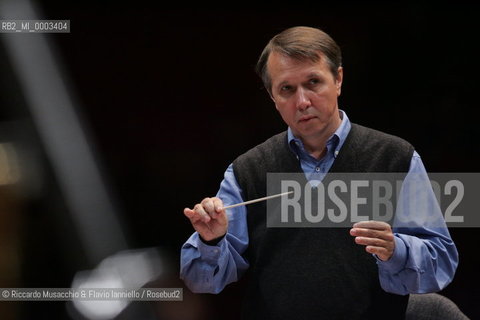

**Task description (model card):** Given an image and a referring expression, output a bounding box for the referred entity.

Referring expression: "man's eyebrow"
[276,72,323,88]
[306,72,321,78]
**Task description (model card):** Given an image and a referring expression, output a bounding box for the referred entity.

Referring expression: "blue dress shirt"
[180,111,458,295]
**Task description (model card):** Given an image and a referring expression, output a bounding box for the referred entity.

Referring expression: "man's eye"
[281,85,292,92]
[309,79,319,85]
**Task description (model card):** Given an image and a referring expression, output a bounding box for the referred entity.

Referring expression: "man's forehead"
[267,51,322,69]
[267,51,328,83]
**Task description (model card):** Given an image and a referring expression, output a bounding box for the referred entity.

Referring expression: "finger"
[353,220,391,230]
[184,207,194,218]
[365,246,392,261]
[194,203,211,223]
[184,208,203,225]
[184,207,199,220]
[212,198,225,213]
[350,228,394,242]
[201,197,220,219]
[201,197,215,214]
[354,236,391,248]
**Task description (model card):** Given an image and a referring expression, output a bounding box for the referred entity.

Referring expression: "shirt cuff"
[376,235,408,274]
[199,233,226,246]
[195,233,227,263]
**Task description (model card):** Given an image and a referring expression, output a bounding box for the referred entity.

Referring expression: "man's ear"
[336,67,343,96]
[268,91,279,110]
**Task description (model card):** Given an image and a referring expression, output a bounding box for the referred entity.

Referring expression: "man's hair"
[255,26,342,93]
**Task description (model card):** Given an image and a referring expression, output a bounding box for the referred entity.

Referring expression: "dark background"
[0,3,479,319]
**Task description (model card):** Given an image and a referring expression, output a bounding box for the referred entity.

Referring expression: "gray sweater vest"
[232,123,414,320]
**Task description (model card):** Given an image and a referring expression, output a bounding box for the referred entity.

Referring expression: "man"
[180,26,458,319]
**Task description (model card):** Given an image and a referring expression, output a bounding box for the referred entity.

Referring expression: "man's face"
[267,51,343,141]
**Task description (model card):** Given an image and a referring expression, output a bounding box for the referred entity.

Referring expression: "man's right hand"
[184,197,228,242]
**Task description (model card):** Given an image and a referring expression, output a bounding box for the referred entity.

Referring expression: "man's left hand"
[350,221,395,261]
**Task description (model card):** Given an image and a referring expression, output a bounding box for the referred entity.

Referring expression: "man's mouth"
[298,115,316,122]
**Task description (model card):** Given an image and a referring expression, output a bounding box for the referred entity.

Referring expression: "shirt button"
[214,249,219,254]
[334,150,339,157]
[315,167,320,172]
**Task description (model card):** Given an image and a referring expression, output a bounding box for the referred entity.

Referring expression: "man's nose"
[295,88,311,111]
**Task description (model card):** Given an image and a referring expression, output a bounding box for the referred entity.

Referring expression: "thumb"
[184,208,195,219]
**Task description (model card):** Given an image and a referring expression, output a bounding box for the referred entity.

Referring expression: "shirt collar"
[287,109,351,159]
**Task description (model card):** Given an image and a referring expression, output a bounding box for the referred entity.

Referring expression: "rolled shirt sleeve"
[180,164,250,293]
[376,151,459,295]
